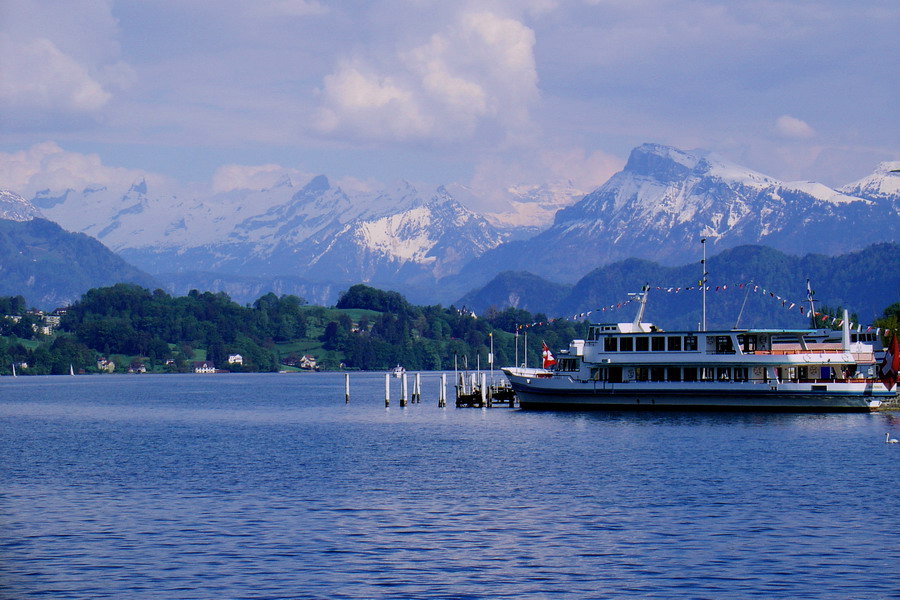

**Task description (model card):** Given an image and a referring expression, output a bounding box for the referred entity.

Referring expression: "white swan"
[886,433,899,444]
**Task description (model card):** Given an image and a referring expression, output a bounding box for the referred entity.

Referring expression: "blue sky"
[0,0,897,210]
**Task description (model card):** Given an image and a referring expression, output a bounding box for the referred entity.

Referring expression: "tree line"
[0,283,586,375]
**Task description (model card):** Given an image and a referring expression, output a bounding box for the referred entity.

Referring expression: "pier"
[344,371,517,408]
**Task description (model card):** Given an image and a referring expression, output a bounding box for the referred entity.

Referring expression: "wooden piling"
[345,373,350,403]
[415,372,422,403]
[400,373,408,407]
[384,373,390,407]
[481,372,487,407]
[439,373,446,407]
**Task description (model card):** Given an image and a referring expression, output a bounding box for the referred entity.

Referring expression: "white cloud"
[0,142,166,198]
[314,8,539,142]
[316,60,431,140]
[0,35,111,113]
[467,145,623,212]
[774,115,816,140]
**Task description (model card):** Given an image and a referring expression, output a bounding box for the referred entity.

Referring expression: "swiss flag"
[542,341,556,369]
[880,333,899,391]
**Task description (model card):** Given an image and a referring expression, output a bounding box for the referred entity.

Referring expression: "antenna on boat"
[734,281,752,329]
[701,238,708,332]
[630,284,650,327]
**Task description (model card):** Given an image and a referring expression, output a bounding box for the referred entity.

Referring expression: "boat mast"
[631,284,649,327]
[515,327,519,367]
[806,279,816,325]
[701,238,708,332]
[524,331,527,369]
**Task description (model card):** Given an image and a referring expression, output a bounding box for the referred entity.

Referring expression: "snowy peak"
[128,178,148,195]
[303,185,506,282]
[840,161,900,203]
[624,143,704,180]
[0,190,43,222]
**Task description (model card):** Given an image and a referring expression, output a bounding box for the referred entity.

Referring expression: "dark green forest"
[0,283,586,375]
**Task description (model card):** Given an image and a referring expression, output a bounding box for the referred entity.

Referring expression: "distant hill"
[0,218,159,309]
[455,271,571,314]
[460,243,900,330]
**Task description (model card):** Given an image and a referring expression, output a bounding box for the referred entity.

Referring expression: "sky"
[0,0,897,212]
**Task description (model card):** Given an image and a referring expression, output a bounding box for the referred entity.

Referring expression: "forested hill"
[460,243,900,330]
[0,218,159,308]
[0,284,584,375]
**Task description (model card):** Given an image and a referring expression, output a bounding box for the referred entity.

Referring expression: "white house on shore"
[227,354,243,365]
[193,360,216,373]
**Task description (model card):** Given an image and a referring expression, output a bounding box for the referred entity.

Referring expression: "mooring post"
[439,373,446,407]
[414,372,421,403]
[481,372,487,407]
[384,373,390,407]
[400,373,408,407]
[345,373,350,403]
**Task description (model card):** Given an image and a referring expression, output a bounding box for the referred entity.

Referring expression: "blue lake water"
[2,372,899,599]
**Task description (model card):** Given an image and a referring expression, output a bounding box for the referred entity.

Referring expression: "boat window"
[734,367,748,382]
[620,337,633,351]
[587,327,599,341]
[604,337,617,352]
[558,358,579,372]
[651,337,665,351]
[684,336,698,351]
[635,367,648,381]
[683,368,697,382]
[737,334,757,353]
[667,336,681,351]
[650,367,665,381]
[635,337,649,351]
[701,367,715,381]
[717,367,731,381]
[715,336,735,354]
[590,367,606,381]
[667,367,682,382]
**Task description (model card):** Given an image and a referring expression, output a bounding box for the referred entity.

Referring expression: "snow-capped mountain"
[31,175,507,289]
[0,190,43,221]
[483,181,585,235]
[840,161,900,206]
[14,142,898,302]
[295,186,505,283]
[460,143,899,283]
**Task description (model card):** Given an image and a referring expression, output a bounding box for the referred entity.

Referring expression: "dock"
[454,371,517,408]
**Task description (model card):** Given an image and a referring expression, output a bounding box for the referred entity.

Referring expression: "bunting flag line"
[514,281,894,338]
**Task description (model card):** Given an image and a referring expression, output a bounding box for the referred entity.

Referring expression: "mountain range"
[456,144,900,284]
[3,142,898,308]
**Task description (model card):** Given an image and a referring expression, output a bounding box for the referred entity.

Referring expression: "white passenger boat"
[502,289,895,412]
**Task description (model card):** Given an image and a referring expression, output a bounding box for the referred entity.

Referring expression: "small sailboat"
[70,364,75,376]
[11,362,16,377]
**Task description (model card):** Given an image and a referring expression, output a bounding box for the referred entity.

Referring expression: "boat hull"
[505,375,888,412]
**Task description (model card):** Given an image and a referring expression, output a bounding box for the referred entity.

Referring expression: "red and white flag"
[542,341,556,369]
[880,333,899,391]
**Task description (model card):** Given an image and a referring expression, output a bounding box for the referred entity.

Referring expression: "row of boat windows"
[601,335,699,353]
[596,335,758,354]
[584,366,752,383]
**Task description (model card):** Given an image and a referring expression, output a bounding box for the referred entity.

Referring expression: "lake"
[2,372,899,599]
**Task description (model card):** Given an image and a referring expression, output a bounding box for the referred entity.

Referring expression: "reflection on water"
[2,373,899,599]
